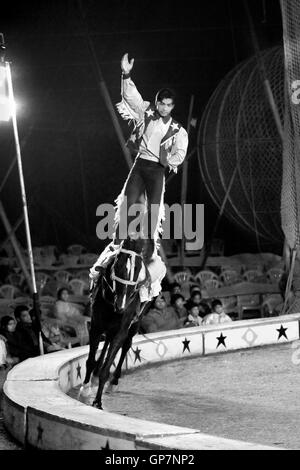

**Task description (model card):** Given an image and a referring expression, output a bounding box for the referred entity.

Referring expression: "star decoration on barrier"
[133,347,142,363]
[76,363,82,379]
[182,338,191,353]
[216,333,227,348]
[277,325,288,340]
[101,440,111,450]
[129,134,136,142]
[36,422,44,445]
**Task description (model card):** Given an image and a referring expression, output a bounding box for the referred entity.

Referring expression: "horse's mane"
[89,258,114,308]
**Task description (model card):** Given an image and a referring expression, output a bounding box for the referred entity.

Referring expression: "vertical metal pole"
[180,95,194,267]
[5,61,44,355]
[0,202,31,286]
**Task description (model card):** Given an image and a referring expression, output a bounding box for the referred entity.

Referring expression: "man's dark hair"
[211,299,222,310]
[191,291,201,299]
[169,281,180,291]
[14,304,29,320]
[155,88,176,105]
[0,315,15,331]
[187,301,199,312]
[189,284,201,294]
[57,287,70,300]
[198,301,211,316]
[170,293,185,306]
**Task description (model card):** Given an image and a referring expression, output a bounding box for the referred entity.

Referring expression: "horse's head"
[111,238,149,314]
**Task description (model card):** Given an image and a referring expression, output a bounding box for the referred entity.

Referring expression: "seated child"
[202,299,232,325]
[184,303,202,327]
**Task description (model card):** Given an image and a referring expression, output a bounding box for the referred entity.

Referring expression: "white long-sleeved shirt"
[201,312,232,326]
[122,76,188,170]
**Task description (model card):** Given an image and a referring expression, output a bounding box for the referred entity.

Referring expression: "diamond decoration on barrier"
[156,341,168,358]
[242,328,258,347]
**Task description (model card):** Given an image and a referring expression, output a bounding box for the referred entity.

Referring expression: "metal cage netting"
[197,46,284,245]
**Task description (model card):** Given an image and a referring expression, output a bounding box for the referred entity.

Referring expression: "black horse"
[81,237,153,409]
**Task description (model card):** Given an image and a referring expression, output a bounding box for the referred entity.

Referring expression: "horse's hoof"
[78,383,92,399]
[105,383,117,394]
[92,400,103,410]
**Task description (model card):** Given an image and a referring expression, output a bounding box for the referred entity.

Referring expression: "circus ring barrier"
[3,314,299,450]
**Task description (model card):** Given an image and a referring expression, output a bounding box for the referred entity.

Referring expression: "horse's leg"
[93,331,128,409]
[108,340,129,388]
[91,336,110,383]
[77,326,103,399]
[83,323,102,382]
[109,323,139,387]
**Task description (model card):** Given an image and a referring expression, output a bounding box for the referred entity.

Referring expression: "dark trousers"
[115,158,165,241]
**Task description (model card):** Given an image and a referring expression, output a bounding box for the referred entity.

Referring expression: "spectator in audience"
[53,288,89,345]
[168,282,182,296]
[30,308,66,350]
[54,288,83,322]
[140,294,181,333]
[14,305,60,361]
[185,290,202,311]
[189,284,201,296]
[184,303,202,327]
[201,299,232,325]
[198,301,211,319]
[0,316,20,369]
[170,293,188,327]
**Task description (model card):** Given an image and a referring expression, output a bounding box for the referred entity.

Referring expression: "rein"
[92,242,152,312]
[111,247,143,290]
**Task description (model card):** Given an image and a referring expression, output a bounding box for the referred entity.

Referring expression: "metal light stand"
[1,33,44,354]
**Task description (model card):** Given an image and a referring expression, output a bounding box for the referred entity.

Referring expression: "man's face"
[155,296,166,310]
[20,310,32,324]
[172,286,181,295]
[214,304,223,315]
[175,298,184,308]
[156,98,174,118]
[190,306,199,318]
[192,294,201,305]
[61,289,69,302]
[7,319,16,332]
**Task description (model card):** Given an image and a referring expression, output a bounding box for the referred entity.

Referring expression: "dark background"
[0,0,283,255]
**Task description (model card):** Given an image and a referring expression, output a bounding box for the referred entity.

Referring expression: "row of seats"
[1,243,98,268]
[218,292,283,319]
[172,267,284,289]
[4,270,90,286]
[0,275,90,300]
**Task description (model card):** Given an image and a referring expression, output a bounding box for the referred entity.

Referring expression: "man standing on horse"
[90,53,188,300]
[114,53,189,248]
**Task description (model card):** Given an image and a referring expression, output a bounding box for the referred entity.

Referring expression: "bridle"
[111,247,144,293]
[110,246,149,311]
[92,240,151,312]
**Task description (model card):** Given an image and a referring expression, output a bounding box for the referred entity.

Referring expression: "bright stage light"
[0,64,11,121]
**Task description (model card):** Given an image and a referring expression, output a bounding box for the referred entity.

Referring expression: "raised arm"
[120,53,149,117]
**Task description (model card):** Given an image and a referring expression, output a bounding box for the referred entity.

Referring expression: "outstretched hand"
[121,53,134,74]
